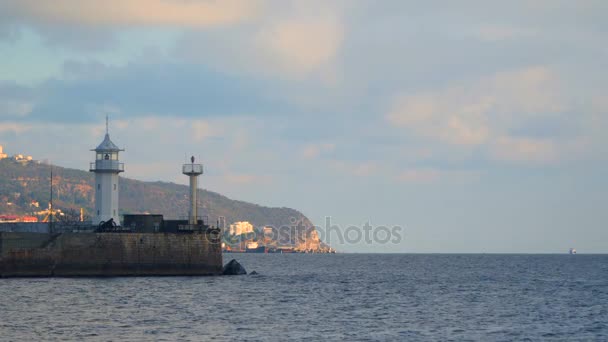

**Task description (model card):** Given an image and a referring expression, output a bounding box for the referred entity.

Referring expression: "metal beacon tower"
[183,156,203,225]
[89,117,124,226]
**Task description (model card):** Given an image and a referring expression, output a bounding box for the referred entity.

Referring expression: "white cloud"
[254,12,343,75]
[173,2,344,79]
[191,120,213,142]
[386,66,587,164]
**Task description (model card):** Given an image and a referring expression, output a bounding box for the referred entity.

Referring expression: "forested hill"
[0,158,315,233]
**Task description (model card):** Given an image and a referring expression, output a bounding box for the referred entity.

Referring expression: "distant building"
[263,226,273,236]
[0,146,33,161]
[229,221,254,236]
[12,154,33,163]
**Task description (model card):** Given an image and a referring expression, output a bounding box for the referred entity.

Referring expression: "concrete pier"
[0,231,222,277]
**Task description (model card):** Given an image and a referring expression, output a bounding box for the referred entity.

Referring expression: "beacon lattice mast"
[90,116,124,225]
[183,156,203,225]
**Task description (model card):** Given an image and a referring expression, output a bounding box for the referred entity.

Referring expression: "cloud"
[489,137,557,163]
[301,143,336,159]
[0,122,32,134]
[387,91,491,146]
[254,12,343,75]
[1,0,260,28]
[173,2,344,78]
[192,120,213,142]
[386,66,589,164]
[0,100,33,118]
[0,22,20,42]
[0,82,35,118]
[35,26,118,51]
[0,0,262,50]
[5,60,291,123]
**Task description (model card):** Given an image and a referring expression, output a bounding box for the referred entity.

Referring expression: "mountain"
[0,158,325,250]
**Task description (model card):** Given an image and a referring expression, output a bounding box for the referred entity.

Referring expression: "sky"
[0,0,606,253]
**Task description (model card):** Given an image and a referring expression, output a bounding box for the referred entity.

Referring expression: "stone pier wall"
[0,223,50,233]
[0,232,222,277]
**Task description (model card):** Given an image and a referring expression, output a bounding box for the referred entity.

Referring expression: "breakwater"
[0,231,222,277]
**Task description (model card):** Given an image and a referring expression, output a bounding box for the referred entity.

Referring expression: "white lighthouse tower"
[90,117,124,225]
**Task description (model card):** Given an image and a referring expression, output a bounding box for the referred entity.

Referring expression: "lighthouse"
[89,117,124,225]
[182,156,203,225]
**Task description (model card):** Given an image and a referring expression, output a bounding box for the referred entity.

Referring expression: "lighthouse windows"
[96,152,119,160]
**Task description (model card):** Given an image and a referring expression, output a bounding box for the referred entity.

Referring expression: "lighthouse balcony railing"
[90,161,124,172]
[182,164,203,174]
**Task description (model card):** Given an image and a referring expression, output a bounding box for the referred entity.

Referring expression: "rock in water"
[223,259,247,275]
[250,271,258,275]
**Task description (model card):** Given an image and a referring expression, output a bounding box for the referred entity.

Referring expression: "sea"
[0,254,606,341]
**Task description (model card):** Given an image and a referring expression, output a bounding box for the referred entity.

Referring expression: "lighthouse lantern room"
[89,117,124,225]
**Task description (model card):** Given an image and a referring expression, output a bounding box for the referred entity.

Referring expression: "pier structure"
[183,156,203,225]
[0,119,223,277]
[89,117,124,225]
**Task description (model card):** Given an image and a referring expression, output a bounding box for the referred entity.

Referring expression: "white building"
[229,221,254,236]
[89,125,124,225]
[12,154,33,162]
[0,145,7,160]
